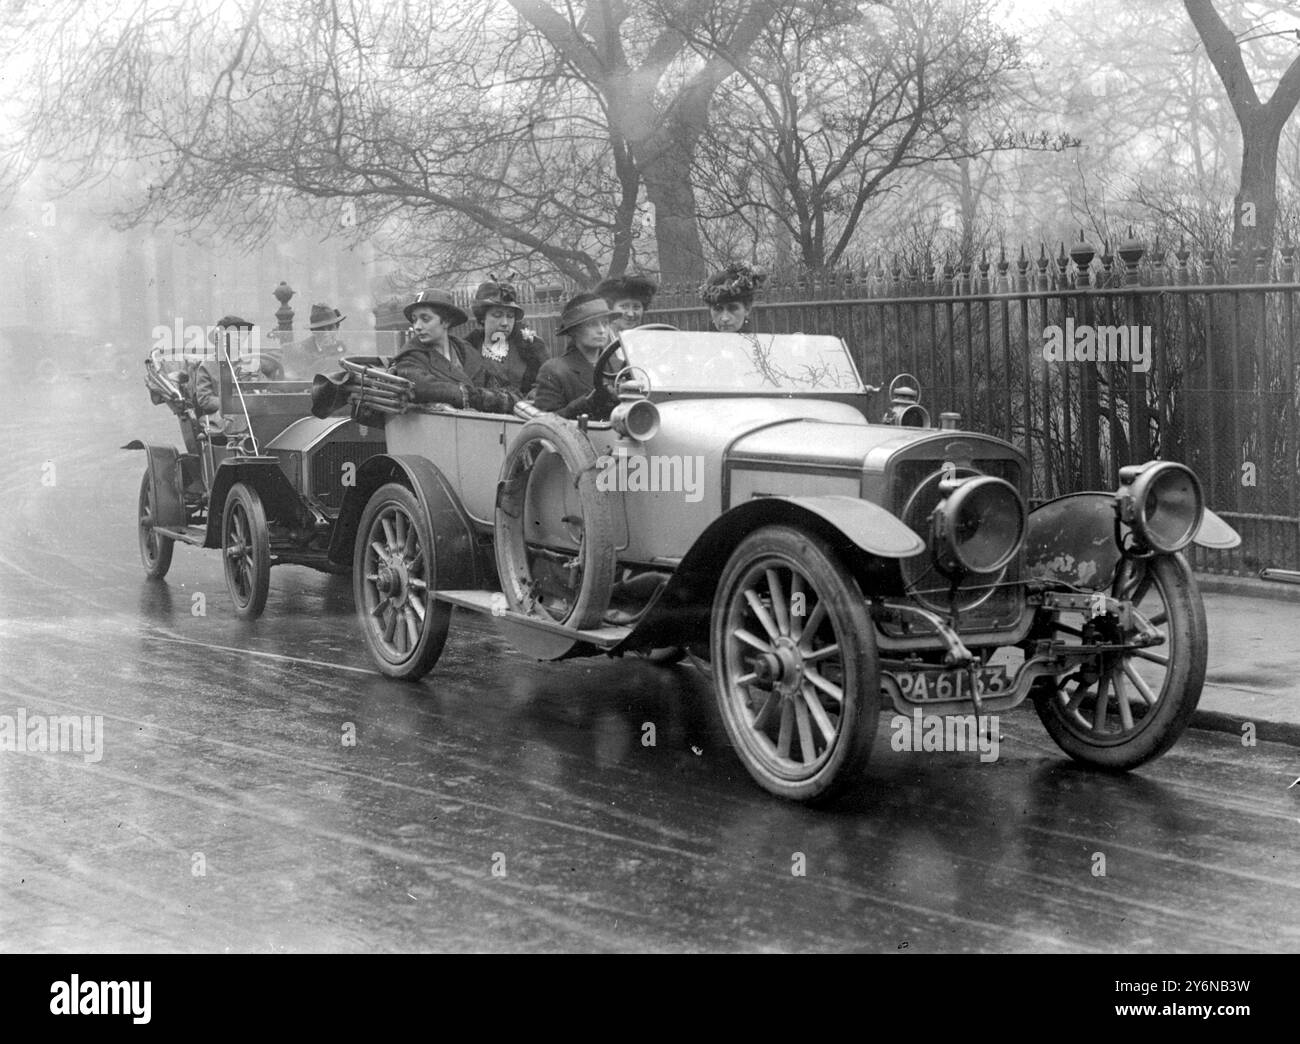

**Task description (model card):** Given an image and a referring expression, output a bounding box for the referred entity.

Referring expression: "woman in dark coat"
[391,289,517,413]
[461,279,550,397]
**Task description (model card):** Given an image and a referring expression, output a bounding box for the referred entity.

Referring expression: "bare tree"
[1184,0,1300,257]
[508,0,784,282]
[694,0,1059,271]
[1,0,790,285]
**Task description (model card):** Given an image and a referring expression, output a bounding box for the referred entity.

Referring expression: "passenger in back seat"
[391,289,518,413]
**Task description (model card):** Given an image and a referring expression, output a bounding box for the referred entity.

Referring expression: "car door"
[454,411,511,525]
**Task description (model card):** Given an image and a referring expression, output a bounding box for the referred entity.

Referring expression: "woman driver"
[700,262,766,332]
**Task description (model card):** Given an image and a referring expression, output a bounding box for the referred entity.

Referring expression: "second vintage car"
[326,327,1239,803]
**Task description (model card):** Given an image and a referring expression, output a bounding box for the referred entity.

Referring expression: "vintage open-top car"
[129,332,404,617]
[321,327,1240,803]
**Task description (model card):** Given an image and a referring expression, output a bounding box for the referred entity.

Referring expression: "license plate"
[893,665,1010,703]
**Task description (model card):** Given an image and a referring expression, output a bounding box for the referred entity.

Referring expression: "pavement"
[1193,573,1300,746]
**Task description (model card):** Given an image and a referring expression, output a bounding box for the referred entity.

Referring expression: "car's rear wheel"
[495,415,615,629]
[137,469,174,580]
[1032,553,1205,769]
[354,482,450,680]
[222,482,270,619]
[711,525,880,803]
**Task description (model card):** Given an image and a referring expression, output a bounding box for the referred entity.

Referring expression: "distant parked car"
[2,324,137,383]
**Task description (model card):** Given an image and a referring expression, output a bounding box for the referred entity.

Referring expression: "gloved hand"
[467,385,518,414]
[588,382,619,415]
[558,383,618,420]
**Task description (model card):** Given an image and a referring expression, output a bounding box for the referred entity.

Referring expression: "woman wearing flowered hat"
[461,278,550,397]
[700,262,766,333]
[595,272,658,334]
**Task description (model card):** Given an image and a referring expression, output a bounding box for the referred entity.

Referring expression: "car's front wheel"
[1032,552,1206,769]
[222,482,270,619]
[710,525,880,803]
[353,482,450,680]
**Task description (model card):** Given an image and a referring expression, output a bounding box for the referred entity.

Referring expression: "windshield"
[265,330,405,381]
[618,330,864,394]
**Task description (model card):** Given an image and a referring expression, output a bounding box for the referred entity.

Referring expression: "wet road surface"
[1,377,1298,952]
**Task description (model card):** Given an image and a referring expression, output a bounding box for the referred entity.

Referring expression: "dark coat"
[192,355,283,420]
[391,336,517,413]
[279,332,348,380]
[530,344,617,419]
[463,326,549,396]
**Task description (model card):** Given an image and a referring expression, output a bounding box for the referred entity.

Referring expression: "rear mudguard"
[1025,491,1241,590]
[613,494,924,654]
[122,439,186,529]
[327,453,487,589]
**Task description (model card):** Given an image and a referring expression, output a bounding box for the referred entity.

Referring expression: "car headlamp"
[930,475,1026,577]
[609,397,660,442]
[883,373,930,428]
[1116,461,1203,554]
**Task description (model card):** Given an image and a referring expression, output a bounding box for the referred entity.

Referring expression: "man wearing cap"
[530,292,622,420]
[280,303,347,380]
[462,279,549,397]
[595,272,657,334]
[392,289,516,413]
[192,315,282,427]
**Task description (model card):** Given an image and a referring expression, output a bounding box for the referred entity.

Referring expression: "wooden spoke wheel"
[221,482,270,620]
[137,469,174,580]
[710,525,879,803]
[1032,553,1206,770]
[353,482,450,680]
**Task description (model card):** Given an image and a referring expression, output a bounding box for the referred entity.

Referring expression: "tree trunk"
[1184,0,1300,260]
[641,130,709,284]
[1233,110,1283,259]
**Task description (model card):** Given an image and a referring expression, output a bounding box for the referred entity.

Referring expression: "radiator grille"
[889,453,1025,628]
[310,440,384,512]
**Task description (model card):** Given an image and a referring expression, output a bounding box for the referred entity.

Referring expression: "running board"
[436,590,632,650]
[150,525,206,546]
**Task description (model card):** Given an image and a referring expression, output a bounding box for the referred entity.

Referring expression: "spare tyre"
[494,414,616,629]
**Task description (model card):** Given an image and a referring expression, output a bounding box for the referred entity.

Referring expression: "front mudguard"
[1026,491,1240,591]
[122,439,186,529]
[201,457,306,548]
[613,494,925,654]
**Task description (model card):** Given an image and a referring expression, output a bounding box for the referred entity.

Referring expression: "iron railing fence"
[445,243,1300,578]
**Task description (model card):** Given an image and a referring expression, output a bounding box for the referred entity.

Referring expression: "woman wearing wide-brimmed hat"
[390,289,516,413]
[530,291,622,420]
[595,272,658,334]
[461,279,550,397]
[700,262,766,333]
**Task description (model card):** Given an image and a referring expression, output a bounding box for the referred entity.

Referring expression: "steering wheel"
[592,323,678,392]
[594,337,627,392]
